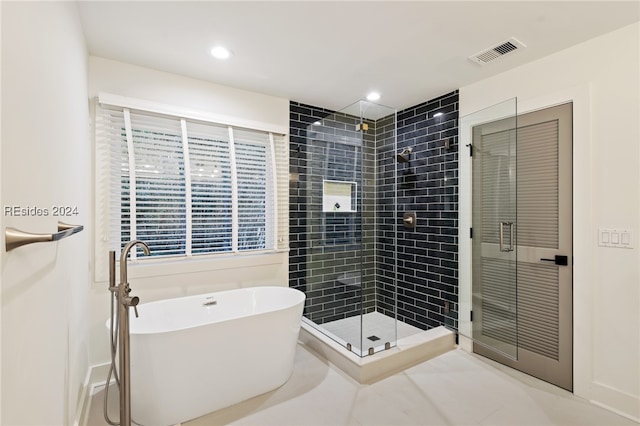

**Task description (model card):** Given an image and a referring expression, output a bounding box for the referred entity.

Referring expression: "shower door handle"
[499,222,515,252]
[509,222,515,252]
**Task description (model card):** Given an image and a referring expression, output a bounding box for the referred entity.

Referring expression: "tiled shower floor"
[318,311,423,354]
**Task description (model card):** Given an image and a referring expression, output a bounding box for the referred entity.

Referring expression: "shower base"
[318,312,422,354]
[299,313,456,384]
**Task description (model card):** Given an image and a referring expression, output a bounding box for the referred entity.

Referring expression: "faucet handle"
[131,296,139,318]
[123,295,140,317]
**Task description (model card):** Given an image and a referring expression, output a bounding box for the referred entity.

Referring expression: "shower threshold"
[299,314,456,384]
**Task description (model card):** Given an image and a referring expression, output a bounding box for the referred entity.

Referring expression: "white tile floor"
[87,342,637,426]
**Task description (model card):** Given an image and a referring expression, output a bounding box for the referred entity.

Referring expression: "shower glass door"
[346,100,398,356]
[464,98,519,359]
[302,105,365,354]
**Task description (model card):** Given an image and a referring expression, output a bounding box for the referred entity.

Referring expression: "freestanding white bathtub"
[127,286,305,426]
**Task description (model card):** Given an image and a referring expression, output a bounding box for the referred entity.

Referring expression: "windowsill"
[99,249,289,283]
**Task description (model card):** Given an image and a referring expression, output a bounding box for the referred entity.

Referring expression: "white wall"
[1,2,91,424]
[89,56,289,134]
[87,57,291,368]
[458,22,640,420]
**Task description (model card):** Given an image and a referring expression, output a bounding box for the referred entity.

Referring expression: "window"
[95,96,288,275]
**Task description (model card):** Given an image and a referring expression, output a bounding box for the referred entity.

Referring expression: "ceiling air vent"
[469,37,526,65]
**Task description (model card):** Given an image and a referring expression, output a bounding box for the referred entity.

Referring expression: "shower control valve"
[402,212,417,228]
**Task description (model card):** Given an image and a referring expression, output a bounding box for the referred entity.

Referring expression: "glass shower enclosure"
[295,100,397,357]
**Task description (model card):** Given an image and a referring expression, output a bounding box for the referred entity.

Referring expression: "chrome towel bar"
[5,222,84,251]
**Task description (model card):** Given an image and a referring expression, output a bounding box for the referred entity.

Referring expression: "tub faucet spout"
[120,240,150,285]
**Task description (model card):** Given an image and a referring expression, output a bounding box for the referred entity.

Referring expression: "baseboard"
[73,368,92,426]
[74,363,111,426]
[457,334,473,352]
[590,381,640,423]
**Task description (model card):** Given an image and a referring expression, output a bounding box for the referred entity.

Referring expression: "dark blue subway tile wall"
[289,91,459,331]
[378,91,459,331]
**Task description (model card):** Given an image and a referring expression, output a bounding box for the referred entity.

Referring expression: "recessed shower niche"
[322,180,357,213]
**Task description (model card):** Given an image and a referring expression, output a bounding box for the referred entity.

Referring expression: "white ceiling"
[78,1,639,112]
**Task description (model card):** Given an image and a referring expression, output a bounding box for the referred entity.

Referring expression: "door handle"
[540,255,568,266]
[499,222,515,252]
[508,222,515,252]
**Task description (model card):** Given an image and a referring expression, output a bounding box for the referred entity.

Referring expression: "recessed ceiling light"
[433,112,444,117]
[210,46,232,60]
[366,92,381,101]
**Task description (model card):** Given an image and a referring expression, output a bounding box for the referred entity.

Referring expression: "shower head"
[395,147,413,163]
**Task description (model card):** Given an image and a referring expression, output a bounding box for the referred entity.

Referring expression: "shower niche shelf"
[322,180,357,213]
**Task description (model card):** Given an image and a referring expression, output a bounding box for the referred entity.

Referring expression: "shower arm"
[395,147,413,163]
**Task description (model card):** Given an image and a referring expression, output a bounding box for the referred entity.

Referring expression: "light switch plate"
[599,228,633,249]
[620,229,633,248]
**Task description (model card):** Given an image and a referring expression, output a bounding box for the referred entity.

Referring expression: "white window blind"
[127,111,187,257]
[94,99,288,275]
[186,121,233,254]
[234,128,271,251]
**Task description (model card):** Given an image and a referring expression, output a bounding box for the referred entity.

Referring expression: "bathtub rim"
[106,285,305,335]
